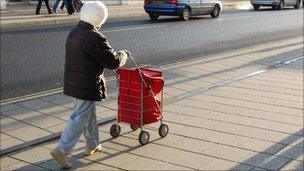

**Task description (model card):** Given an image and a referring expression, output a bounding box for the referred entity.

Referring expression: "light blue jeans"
[59,98,99,153]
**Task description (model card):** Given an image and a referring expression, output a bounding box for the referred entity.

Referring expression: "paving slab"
[0,157,20,169]
[1,137,25,152]
[1,107,49,123]
[37,105,73,121]
[200,159,254,170]
[221,85,303,102]
[130,143,180,160]
[191,93,303,117]
[238,139,286,155]
[280,159,304,171]
[166,137,215,153]
[41,155,94,170]
[276,145,304,161]
[242,78,303,91]
[78,163,121,170]
[40,93,74,109]
[240,153,291,170]
[5,125,52,142]
[202,144,256,162]
[205,89,303,109]
[0,133,13,141]
[163,150,214,169]
[0,103,21,113]
[15,99,55,110]
[11,147,53,166]
[119,156,182,170]
[0,160,46,170]
[0,115,27,132]
[166,103,302,135]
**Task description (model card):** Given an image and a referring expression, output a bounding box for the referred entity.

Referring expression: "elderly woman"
[50,1,131,169]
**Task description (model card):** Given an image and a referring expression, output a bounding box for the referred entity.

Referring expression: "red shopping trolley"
[109,57,169,145]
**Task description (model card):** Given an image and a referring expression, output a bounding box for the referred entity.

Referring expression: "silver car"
[250,0,301,10]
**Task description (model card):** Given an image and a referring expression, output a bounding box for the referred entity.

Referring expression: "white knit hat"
[80,1,108,28]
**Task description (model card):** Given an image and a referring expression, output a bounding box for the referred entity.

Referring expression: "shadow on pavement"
[231,129,304,170]
[165,44,303,88]
[13,129,162,170]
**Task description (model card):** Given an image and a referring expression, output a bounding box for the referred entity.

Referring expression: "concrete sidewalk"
[0,1,251,29]
[0,37,303,170]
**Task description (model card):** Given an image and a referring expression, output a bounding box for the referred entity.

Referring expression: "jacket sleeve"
[93,34,127,70]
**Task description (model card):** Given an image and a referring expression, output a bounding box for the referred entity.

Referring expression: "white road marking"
[103,25,165,33]
[221,15,256,20]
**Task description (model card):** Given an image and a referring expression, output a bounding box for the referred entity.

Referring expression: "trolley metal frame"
[110,56,169,145]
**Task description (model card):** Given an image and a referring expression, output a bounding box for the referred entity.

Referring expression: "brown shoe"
[50,147,71,169]
[84,144,102,156]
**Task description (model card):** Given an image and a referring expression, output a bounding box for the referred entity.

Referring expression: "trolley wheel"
[139,130,150,145]
[158,123,169,138]
[110,124,121,138]
[130,124,139,131]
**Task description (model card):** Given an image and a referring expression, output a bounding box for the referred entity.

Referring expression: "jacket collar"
[78,20,95,30]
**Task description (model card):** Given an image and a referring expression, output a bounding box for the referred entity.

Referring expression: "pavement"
[0,36,303,170]
[0,0,252,29]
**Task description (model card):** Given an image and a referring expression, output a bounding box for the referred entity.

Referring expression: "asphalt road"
[1,8,303,100]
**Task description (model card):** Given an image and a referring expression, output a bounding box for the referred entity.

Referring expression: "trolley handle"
[129,56,163,73]
[128,56,156,91]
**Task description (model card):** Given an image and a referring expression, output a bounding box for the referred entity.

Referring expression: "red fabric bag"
[117,66,164,125]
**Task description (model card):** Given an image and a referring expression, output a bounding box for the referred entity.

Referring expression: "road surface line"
[221,15,255,21]
[103,24,165,33]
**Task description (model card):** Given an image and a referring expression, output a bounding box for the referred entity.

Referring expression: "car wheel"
[253,4,260,10]
[179,7,191,21]
[149,13,159,20]
[211,5,221,18]
[278,0,284,10]
[272,5,277,9]
[294,0,300,9]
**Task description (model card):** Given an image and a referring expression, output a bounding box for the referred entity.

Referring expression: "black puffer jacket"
[63,21,126,101]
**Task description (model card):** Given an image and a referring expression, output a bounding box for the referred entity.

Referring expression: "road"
[1,8,303,100]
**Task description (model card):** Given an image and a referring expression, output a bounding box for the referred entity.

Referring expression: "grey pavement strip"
[153,121,300,169]
[164,104,302,136]
[93,129,251,170]
[178,70,267,99]
[99,127,290,171]
[163,112,303,147]
[177,55,303,100]
[0,77,115,105]
[0,88,62,106]
[1,55,302,157]
[0,116,115,156]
